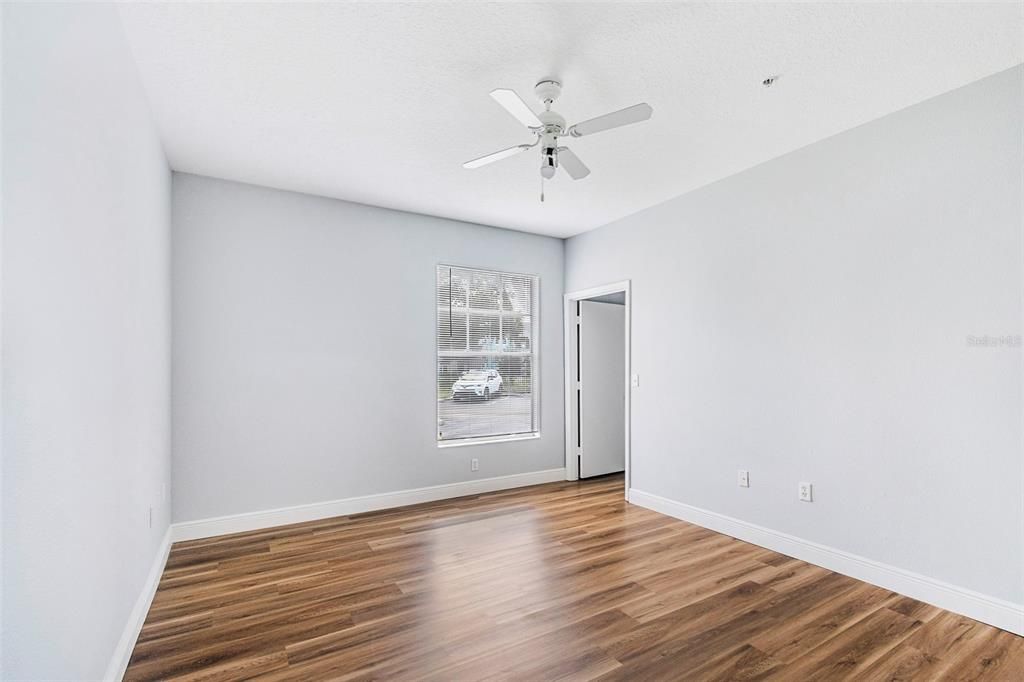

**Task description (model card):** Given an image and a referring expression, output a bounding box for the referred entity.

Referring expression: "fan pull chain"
[540,175,545,203]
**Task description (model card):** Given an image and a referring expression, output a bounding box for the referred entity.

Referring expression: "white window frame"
[436,264,540,448]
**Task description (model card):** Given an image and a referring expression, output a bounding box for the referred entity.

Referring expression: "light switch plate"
[631,374,640,388]
[738,470,750,487]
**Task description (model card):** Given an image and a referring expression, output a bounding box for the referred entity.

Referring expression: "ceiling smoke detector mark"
[762,75,780,88]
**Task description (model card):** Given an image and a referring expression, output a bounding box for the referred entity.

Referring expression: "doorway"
[563,281,631,497]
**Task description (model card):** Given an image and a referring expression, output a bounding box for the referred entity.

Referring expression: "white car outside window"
[451,370,502,400]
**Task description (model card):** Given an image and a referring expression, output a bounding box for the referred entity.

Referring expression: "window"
[436,265,539,444]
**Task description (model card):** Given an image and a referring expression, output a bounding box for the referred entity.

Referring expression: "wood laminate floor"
[126,475,1023,681]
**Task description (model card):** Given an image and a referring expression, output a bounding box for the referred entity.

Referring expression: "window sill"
[438,433,540,449]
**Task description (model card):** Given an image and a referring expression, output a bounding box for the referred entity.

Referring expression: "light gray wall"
[172,174,565,523]
[566,66,1023,604]
[2,4,172,679]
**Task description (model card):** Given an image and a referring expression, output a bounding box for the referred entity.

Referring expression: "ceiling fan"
[463,79,653,200]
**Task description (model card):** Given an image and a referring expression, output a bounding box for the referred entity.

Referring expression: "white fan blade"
[490,88,543,128]
[558,147,590,180]
[570,103,652,137]
[463,144,531,169]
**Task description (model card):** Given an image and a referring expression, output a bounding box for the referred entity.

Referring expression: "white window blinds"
[436,265,539,443]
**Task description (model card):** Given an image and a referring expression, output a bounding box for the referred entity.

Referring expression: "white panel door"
[579,300,625,478]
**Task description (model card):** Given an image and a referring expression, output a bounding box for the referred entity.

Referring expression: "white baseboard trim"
[104,527,172,681]
[171,468,568,543]
[629,488,1024,636]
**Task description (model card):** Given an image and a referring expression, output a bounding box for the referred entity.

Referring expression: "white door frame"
[563,280,631,498]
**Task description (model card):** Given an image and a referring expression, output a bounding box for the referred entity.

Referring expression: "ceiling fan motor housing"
[537,110,566,131]
[536,110,565,177]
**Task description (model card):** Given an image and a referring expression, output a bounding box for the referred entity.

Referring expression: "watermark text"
[966,334,1021,348]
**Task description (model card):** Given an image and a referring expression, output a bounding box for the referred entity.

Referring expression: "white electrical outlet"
[799,482,813,502]
[738,470,749,487]
[471,458,479,472]
[631,374,640,388]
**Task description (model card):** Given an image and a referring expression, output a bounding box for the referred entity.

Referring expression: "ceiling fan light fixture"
[465,79,653,199]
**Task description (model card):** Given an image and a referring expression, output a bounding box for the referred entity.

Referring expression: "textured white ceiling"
[118,2,1022,238]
